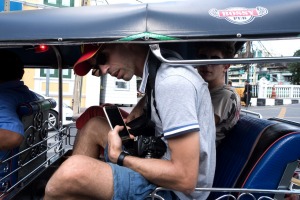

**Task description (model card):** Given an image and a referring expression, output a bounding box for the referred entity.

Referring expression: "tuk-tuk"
[0,0,300,199]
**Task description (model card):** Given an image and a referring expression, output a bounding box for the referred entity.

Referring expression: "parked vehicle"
[33,92,74,129]
[0,0,300,199]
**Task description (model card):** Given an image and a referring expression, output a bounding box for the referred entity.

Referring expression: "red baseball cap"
[73,44,101,76]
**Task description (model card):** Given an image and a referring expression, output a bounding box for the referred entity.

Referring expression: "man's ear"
[224,64,230,70]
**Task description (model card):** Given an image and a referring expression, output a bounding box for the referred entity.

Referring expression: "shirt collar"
[138,49,183,94]
[0,80,24,89]
[138,50,150,94]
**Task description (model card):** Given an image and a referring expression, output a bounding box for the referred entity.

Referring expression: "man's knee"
[76,105,129,129]
[81,116,110,135]
[76,106,106,129]
[45,156,90,198]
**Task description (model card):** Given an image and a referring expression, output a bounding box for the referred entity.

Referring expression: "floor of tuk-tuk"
[5,150,72,200]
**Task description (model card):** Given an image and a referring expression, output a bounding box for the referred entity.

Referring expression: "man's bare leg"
[72,116,111,158]
[44,155,114,200]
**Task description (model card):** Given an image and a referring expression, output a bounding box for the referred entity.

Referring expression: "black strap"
[117,151,129,166]
[145,50,179,121]
[146,52,162,121]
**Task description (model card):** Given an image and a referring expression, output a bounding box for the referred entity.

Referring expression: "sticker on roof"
[118,32,179,41]
[209,7,268,25]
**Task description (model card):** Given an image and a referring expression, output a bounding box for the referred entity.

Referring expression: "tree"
[288,49,300,85]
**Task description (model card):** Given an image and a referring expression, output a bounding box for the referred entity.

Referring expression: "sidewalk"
[249,98,300,106]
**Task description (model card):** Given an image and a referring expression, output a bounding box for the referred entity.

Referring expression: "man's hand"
[107,125,124,163]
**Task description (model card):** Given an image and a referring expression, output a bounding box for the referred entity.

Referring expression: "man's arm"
[108,126,200,193]
[0,129,23,150]
[127,132,200,193]
[125,95,146,123]
[0,105,24,150]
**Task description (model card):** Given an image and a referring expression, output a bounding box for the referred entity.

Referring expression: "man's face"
[196,48,228,84]
[90,44,135,81]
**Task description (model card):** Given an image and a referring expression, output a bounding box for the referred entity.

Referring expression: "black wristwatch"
[117,151,129,166]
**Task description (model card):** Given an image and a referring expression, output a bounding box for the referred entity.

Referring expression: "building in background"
[228,41,293,88]
[0,0,22,11]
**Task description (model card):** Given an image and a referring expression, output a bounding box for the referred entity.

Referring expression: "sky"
[260,39,300,56]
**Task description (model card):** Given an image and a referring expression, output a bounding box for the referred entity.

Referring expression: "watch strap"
[117,151,129,166]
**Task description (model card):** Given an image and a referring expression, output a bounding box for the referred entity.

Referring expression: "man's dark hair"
[0,50,24,81]
[196,42,236,59]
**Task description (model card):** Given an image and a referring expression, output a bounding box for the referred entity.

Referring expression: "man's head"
[0,50,24,82]
[196,42,235,89]
[73,43,148,81]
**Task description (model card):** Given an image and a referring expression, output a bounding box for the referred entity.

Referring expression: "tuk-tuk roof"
[0,0,300,44]
[0,0,300,68]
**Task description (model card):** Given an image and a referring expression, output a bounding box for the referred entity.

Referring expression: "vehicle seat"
[209,115,300,199]
[211,115,276,191]
[0,99,56,197]
[235,124,300,199]
[147,115,300,200]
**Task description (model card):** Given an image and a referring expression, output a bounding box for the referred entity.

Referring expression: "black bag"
[124,51,167,158]
[126,113,155,137]
[125,114,166,158]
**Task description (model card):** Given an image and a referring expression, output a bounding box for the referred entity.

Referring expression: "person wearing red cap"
[45,43,216,200]
[73,44,146,129]
[196,42,241,147]
[73,44,104,77]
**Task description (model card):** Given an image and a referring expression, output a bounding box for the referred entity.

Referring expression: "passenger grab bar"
[241,109,263,118]
[147,187,300,200]
[149,44,300,65]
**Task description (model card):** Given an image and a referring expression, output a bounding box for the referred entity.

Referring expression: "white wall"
[85,72,101,107]
[100,74,137,105]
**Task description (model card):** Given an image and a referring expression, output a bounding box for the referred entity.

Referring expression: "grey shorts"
[105,147,179,200]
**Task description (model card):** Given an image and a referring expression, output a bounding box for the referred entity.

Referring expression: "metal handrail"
[241,109,263,118]
[149,44,300,66]
[0,126,68,197]
[147,187,300,200]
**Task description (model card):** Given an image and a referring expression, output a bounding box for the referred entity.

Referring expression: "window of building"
[44,0,74,7]
[115,80,129,91]
[284,76,292,82]
[272,74,278,82]
[40,69,72,79]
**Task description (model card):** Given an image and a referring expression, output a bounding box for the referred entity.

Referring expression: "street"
[242,103,300,123]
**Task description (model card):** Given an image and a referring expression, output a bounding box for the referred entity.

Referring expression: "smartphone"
[103,105,130,142]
